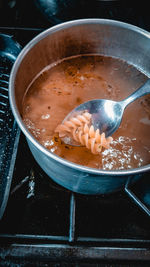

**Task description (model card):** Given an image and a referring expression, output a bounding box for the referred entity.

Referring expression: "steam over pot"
[9,19,150,194]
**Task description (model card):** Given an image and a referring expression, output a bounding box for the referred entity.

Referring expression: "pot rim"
[9,18,150,176]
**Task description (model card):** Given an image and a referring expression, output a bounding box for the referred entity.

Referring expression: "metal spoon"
[63,79,150,143]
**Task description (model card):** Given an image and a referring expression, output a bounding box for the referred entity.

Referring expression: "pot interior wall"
[14,21,150,115]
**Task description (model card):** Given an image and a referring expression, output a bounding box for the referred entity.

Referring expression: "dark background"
[0,0,150,31]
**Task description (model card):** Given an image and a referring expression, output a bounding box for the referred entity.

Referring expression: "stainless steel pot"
[9,19,150,194]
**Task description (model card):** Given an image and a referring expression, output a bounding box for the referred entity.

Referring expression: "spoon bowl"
[62,78,150,144]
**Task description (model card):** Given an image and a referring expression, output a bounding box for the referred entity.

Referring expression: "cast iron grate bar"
[69,193,76,242]
[0,92,8,99]
[0,101,6,106]
[126,187,150,216]
[0,71,10,123]
[125,177,150,217]
[0,234,150,246]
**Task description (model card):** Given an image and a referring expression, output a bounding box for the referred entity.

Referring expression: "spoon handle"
[121,78,150,109]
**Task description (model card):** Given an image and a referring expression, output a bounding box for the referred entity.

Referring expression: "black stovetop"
[0,1,150,266]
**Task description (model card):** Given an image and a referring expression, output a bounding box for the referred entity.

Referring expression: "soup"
[22,55,150,170]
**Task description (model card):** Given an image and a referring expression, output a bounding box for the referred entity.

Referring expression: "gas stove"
[0,1,150,266]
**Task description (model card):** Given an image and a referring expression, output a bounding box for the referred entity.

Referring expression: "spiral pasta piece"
[55,112,113,154]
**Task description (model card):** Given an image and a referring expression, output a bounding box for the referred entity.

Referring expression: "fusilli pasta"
[55,112,113,154]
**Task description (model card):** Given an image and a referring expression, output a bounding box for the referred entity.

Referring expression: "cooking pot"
[9,19,150,194]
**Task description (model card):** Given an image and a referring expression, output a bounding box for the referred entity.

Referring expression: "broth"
[22,55,150,170]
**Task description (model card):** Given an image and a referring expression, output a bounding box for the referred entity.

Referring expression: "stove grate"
[0,29,150,263]
[0,33,21,219]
